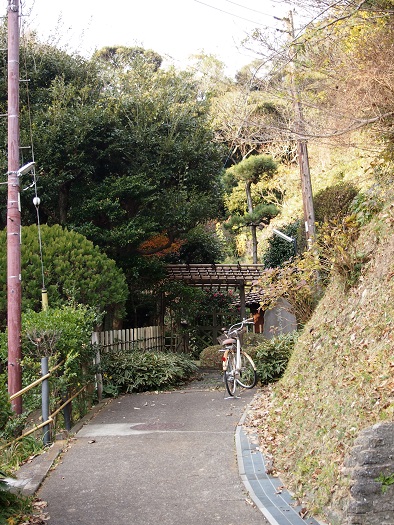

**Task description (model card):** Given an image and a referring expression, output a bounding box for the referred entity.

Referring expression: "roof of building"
[165,263,266,290]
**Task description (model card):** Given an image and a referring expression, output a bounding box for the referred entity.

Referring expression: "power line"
[20,5,47,295]
[193,0,279,29]
[223,0,281,18]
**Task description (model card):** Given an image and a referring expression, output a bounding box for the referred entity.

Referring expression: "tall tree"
[224,154,278,263]
[0,33,226,323]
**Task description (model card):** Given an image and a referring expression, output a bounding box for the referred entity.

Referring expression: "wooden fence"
[92,326,164,353]
[91,321,262,356]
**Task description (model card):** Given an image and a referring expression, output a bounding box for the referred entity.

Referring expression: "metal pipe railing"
[9,360,64,401]
[4,359,88,448]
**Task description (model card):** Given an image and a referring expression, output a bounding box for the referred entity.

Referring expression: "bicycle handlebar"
[226,317,254,337]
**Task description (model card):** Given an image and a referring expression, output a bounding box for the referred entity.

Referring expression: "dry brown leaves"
[20,499,50,525]
[243,385,283,475]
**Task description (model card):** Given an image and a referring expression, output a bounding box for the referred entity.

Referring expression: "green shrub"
[243,332,266,349]
[100,350,198,395]
[0,225,128,330]
[0,470,32,524]
[0,374,12,431]
[0,305,100,437]
[314,182,359,224]
[350,186,385,225]
[0,434,43,472]
[21,305,99,405]
[254,332,297,384]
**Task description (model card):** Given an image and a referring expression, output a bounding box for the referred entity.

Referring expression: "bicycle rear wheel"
[224,352,237,397]
[237,351,257,389]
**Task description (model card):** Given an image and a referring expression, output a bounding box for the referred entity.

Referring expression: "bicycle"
[219,318,258,397]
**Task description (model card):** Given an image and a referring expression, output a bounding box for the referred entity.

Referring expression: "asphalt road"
[38,382,268,525]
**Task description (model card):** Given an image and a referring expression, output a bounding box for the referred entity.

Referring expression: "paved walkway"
[15,371,326,525]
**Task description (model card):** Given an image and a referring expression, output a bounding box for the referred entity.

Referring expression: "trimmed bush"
[200,332,265,370]
[100,350,198,396]
[199,345,223,369]
[243,332,266,349]
[199,334,262,370]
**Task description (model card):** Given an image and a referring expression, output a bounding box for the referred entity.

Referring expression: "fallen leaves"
[241,224,394,522]
[20,499,49,524]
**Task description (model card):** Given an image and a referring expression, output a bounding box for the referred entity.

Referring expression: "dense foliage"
[0,34,226,324]
[100,349,198,396]
[263,220,303,268]
[313,182,359,224]
[0,305,99,441]
[199,345,224,369]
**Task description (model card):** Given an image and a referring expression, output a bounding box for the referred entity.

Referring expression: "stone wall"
[341,422,394,525]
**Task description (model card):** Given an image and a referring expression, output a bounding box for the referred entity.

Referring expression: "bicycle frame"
[221,318,257,397]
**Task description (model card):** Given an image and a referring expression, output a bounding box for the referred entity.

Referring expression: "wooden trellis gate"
[165,264,266,351]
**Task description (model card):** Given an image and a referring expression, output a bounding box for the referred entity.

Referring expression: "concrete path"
[37,378,268,525]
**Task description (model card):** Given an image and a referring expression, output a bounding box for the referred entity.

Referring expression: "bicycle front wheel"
[224,352,237,397]
[237,351,257,389]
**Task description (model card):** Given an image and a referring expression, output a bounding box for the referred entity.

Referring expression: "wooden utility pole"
[286,11,316,247]
[7,0,22,413]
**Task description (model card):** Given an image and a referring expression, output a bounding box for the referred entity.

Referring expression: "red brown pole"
[7,0,22,414]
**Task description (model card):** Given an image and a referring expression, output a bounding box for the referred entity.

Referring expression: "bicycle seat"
[222,338,236,345]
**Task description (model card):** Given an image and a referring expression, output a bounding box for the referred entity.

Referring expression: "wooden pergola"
[166,264,266,319]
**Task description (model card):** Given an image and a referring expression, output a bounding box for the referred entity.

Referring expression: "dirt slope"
[248,205,394,520]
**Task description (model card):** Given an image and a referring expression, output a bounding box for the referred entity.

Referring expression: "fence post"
[92,332,103,401]
[62,396,72,431]
[41,357,51,445]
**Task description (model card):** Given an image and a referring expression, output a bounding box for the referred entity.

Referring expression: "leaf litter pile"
[18,499,49,525]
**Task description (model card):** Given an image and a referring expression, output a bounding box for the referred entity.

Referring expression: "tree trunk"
[251,225,258,264]
[59,181,71,224]
[245,181,258,264]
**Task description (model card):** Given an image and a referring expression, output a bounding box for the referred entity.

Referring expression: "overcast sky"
[22,0,292,77]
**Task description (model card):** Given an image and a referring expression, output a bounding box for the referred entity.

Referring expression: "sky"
[21,0,293,77]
